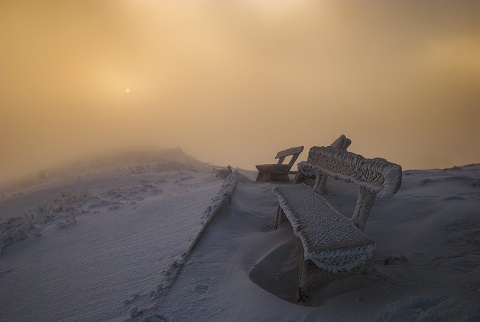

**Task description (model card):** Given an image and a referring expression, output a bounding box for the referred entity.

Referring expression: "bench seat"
[273,184,375,272]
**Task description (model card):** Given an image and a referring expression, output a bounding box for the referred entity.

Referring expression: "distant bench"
[273,145,402,297]
[256,146,304,182]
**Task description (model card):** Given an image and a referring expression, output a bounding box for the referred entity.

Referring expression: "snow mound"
[249,237,303,302]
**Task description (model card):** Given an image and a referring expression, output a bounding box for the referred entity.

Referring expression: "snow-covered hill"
[1,160,480,321]
[0,147,209,201]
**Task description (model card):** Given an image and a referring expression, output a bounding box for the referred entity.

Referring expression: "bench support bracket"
[313,172,328,194]
[352,187,377,231]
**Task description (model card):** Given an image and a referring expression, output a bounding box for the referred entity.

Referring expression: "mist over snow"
[1,147,479,321]
[2,0,480,182]
[0,146,209,196]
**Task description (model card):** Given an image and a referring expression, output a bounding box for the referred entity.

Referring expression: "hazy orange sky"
[1,0,479,182]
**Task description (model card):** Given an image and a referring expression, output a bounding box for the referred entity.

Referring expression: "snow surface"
[0,170,225,321]
[1,159,480,321]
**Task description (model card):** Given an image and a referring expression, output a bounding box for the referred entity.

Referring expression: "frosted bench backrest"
[275,146,304,166]
[306,146,402,231]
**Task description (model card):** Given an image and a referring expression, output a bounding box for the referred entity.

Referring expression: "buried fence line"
[153,170,240,300]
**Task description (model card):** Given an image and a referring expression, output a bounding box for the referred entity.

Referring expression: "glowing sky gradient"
[1,0,479,182]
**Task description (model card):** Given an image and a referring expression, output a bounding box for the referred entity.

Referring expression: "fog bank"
[1,0,479,182]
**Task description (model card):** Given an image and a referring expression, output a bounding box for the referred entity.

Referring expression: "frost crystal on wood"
[295,135,351,190]
[297,146,402,232]
[304,146,402,198]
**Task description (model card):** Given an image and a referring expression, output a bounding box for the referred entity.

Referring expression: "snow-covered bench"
[293,134,351,187]
[255,146,304,182]
[273,146,402,296]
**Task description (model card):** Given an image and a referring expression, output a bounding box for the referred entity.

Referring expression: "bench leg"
[352,187,376,231]
[313,173,328,194]
[298,255,326,302]
[297,252,308,302]
[293,172,307,184]
[274,206,287,229]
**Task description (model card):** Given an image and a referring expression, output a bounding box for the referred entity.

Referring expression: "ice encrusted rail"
[152,170,239,301]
